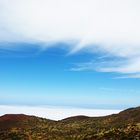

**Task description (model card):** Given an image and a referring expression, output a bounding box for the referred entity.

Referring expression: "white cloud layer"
[0,105,121,120]
[0,0,140,77]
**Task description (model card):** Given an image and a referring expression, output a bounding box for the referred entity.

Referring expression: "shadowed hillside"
[0,106,140,140]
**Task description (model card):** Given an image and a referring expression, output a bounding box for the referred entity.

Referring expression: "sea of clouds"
[0,105,121,120]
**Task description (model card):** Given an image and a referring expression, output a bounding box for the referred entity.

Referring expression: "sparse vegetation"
[0,107,140,140]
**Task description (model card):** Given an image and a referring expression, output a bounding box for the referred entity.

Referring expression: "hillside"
[0,106,140,140]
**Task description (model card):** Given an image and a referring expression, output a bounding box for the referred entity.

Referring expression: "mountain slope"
[0,106,140,140]
[0,114,54,130]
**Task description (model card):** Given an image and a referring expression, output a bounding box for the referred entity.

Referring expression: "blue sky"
[0,43,140,109]
[0,0,140,110]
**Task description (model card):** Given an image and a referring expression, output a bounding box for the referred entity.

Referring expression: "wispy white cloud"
[0,0,140,76]
[115,73,140,79]
[70,57,140,78]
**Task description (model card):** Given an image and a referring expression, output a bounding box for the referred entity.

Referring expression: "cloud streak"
[0,0,140,77]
